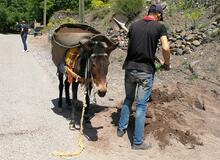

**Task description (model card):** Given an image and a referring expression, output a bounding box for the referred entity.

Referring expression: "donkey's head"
[81,35,118,97]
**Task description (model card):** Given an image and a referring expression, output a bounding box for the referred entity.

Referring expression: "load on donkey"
[51,23,118,129]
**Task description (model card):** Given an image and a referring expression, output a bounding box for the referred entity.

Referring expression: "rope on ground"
[52,89,87,157]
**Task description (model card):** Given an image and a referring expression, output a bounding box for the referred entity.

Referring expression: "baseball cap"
[148,4,164,21]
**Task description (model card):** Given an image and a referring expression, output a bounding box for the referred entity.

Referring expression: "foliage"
[0,0,91,33]
[111,0,144,19]
[47,16,77,30]
[91,0,111,9]
[0,5,8,32]
[184,7,205,29]
[208,28,220,38]
[90,7,111,20]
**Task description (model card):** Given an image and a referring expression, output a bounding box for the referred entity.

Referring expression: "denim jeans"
[118,69,154,145]
[21,33,27,51]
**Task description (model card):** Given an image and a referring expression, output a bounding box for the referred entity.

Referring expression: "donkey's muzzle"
[98,90,106,97]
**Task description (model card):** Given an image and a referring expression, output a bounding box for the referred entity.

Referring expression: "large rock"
[185,34,194,42]
[192,40,201,47]
[176,48,184,55]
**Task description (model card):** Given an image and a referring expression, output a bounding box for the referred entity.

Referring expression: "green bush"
[184,8,205,29]
[91,0,111,9]
[0,6,8,32]
[90,7,111,20]
[111,0,144,19]
[47,17,77,30]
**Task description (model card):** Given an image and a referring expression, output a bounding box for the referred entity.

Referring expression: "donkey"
[58,35,118,128]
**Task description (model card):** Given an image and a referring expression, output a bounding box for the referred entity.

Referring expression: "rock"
[192,40,201,47]
[176,35,182,40]
[185,34,194,42]
[202,33,207,38]
[186,41,191,45]
[208,28,220,38]
[212,22,218,26]
[197,35,202,40]
[170,43,176,49]
[181,45,186,49]
[208,25,216,30]
[183,47,191,54]
[215,16,220,23]
[180,31,186,37]
[182,39,187,45]
[176,28,182,33]
[194,97,205,111]
[169,37,177,42]
[176,48,184,55]
[175,40,182,47]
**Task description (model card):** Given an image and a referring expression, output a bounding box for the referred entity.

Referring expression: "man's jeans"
[21,33,27,51]
[118,69,154,145]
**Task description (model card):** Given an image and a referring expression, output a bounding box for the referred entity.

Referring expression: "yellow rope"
[52,90,87,157]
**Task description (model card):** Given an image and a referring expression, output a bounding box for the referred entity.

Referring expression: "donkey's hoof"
[69,120,76,130]
[69,120,80,130]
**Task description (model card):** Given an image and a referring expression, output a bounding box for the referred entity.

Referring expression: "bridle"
[90,53,108,58]
[84,52,109,94]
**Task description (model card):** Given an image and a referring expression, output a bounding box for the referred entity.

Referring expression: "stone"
[212,22,218,26]
[192,40,201,47]
[176,28,182,33]
[186,41,191,45]
[180,31,186,37]
[185,34,194,42]
[170,43,176,49]
[176,48,184,55]
[175,40,182,47]
[181,45,186,49]
[183,47,191,54]
[169,37,177,42]
[202,33,207,38]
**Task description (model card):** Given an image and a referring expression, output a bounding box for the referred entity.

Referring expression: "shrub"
[184,7,205,29]
[0,6,8,32]
[47,17,77,30]
[91,0,111,9]
[111,0,144,19]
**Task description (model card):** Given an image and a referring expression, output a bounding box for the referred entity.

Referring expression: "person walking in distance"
[20,20,29,52]
[117,4,170,150]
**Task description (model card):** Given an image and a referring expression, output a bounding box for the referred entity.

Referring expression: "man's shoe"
[132,142,152,150]
[117,129,125,137]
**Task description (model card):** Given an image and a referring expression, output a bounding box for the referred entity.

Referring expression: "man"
[20,21,29,52]
[117,4,170,150]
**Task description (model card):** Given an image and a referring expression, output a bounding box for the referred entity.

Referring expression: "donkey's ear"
[106,42,119,54]
[79,39,92,54]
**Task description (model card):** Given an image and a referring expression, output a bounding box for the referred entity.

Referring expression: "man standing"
[20,20,29,52]
[117,4,170,150]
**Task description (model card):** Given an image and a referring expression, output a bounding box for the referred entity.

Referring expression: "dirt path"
[1,34,220,160]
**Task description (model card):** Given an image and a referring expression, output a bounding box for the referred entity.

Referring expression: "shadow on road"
[51,98,106,141]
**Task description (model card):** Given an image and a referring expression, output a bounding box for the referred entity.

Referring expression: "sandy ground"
[0,33,220,160]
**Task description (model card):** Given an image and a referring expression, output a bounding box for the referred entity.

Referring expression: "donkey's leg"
[69,82,79,129]
[84,83,93,124]
[64,77,71,106]
[58,72,64,112]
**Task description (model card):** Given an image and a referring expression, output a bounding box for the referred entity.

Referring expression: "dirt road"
[0,34,84,160]
[1,34,220,160]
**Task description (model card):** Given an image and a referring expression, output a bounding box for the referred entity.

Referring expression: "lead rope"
[52,88,87,157]
[52,54,90,157]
